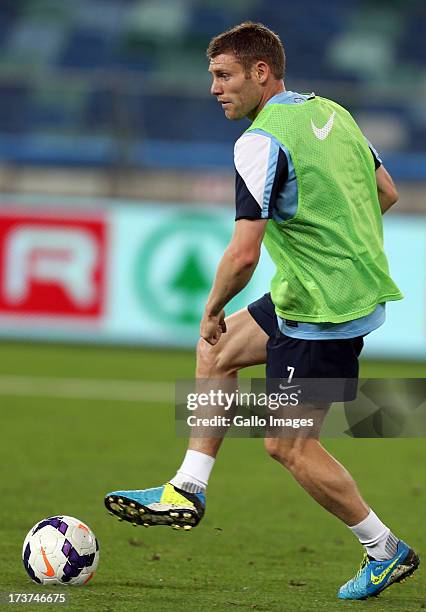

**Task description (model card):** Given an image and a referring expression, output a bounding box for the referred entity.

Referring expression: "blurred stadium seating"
[0,0,425,182]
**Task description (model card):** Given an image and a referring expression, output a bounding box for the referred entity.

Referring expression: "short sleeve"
[234,131,288,220]
[365,137,382,170]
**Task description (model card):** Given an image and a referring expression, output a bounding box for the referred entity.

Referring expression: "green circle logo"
[135,211,232,327]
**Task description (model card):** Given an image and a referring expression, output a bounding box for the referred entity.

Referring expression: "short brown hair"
[207,22,285,80]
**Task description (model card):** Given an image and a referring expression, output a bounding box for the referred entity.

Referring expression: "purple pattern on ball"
[62,561,83,582]
[58,521,68,535]
[32,517,65,535]
[62,540,72,557]
[63,563,75,576]
[85,553,95,567]
[60,541,96,583]
[22,543,42,584]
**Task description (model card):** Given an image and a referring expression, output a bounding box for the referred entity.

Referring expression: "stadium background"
[0,1,425,610]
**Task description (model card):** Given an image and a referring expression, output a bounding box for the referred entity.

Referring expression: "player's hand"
[200,309,226,345]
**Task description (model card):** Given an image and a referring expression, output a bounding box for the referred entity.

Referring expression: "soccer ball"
[22,516,99,586]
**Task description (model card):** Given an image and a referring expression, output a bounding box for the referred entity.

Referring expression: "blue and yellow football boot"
[338,540,419,600]
[104,483,205,530]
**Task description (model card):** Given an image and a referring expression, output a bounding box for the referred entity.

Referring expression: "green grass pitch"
[0,342,424,611]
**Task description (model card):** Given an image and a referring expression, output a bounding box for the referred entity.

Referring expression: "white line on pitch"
[0,375,173,403]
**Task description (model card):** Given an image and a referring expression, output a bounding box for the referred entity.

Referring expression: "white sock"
[169,450,215,493]
[348,509,398,560]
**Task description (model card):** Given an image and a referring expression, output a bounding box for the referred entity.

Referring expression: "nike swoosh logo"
[278,384,300,391]
[40,546,55,577]
[370,554,402,585]
[311,111,336,140]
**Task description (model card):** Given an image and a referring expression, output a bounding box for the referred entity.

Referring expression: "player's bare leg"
[264,413,368,525]
[264,409,419,599]
[105,307,268,528]
[187,307,268,458]
[168,307,268,491]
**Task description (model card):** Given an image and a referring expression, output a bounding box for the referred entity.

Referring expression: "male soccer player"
[105,22,419,600]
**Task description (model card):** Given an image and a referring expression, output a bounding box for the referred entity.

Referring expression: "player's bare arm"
[376,165,399,214]
[200,219,267,345]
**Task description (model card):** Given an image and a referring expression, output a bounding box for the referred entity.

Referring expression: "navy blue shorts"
[247,293,364,382]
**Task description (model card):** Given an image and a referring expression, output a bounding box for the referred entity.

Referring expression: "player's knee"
[196,338,235,378]
[264,438,303,471]
[196,338,220,377]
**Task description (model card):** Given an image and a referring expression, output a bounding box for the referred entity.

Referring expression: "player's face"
[209,53,263,120]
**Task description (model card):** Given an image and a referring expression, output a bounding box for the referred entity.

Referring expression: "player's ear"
[255,61,269,83]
